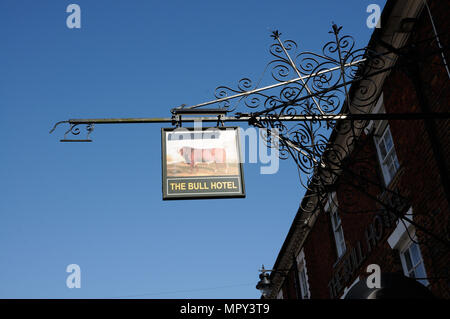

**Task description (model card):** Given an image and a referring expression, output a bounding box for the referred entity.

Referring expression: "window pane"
[277,289,283,299]
[336,228,343,243]
[415,263,426,280]
[336,227,346,256]
[340,240,346,254]
[418,278,428,286]
[410,243,422,265]
[403,249,413,272]
[383,149,400,180]
[388,162,396,179]
[338,228,345,246]
[300,270,307,287]
[400,241,428,286]
[389,153,397,167]
[384,129,394,151]
[332,211,340,229]
[378,139,387,158]
[299,268,309,298]
[393,152,400,169]
[330,204,345,258]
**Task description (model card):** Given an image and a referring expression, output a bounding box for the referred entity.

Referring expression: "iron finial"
[330,22,342,35]
[270,30,281,40]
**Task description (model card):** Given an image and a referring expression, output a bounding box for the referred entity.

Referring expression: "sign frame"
[161,126,246,200]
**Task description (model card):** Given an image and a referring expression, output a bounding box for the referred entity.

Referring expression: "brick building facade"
[264,0,449,299]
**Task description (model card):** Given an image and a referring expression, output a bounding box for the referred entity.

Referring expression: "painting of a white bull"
[165,129,240,177]
[178,146,227,172]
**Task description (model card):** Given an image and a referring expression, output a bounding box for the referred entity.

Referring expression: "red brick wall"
[289,0,450,299]
[382,0,450,298]
[302,211,336,298]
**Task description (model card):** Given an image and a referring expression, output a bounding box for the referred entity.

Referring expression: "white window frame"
[369,96,399,186]
[364,93,384,135]
[296,249,311,299]
[374,123,400,186]
[387,208,429,287]
[276,288,283,299]
[325,192,346,258]
[398,238,429,287]
[340,277,360,299]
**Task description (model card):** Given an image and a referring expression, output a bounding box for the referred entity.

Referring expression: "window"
[296,250,310,299]
[387,208,429,287]
[341,277,360,299]
[375,124,400,185]
[400,240,428,286]
[368,95,400,186]
[276,288,283,299]
[326,193,346,258]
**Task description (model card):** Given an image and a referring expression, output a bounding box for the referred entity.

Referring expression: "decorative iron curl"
[49,121,94,142]
[214,78,274,111]
[208,25,404,215]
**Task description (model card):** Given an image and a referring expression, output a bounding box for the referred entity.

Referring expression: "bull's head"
[178,147,189,156]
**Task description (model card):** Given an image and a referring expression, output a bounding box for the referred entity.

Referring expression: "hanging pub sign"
[161,127,245,200]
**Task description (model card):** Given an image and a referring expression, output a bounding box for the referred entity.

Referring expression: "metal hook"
[217,114,225,127]
[49,120,69,134]
[171,114,182,128]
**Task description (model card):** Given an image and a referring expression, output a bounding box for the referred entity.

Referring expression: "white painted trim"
[387,207,414,249]
[387,207,430,286]
[296,249,311,299]
[340,276,360,299]
[398,240,430,287]
[323,192,336,212]
[276,288,283,299]
[365,93,385,135]
[326,193,346,258]
[373,123,400,186]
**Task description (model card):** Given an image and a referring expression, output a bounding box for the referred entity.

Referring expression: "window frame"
[398,237,429,287]
[296,249,311,299]
[367,95,400,186]
[374,123,400,185]
[276,288,284,299]
[326,192,346,258]
[387,207,430,287]
[341,277,360,299]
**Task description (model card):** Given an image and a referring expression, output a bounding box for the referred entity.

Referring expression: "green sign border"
[161,126,246,200]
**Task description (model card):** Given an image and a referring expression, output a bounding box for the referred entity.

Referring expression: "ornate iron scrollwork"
[50,121,94,142]
[207,25,450,250]
[48,23,450,252]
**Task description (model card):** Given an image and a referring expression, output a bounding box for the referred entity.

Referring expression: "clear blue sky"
[0,0,386,298]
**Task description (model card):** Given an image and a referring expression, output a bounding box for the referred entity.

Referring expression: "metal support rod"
[272,31,325,115]
[343,174,450,249]
[410,61,450,208]
[249,46,447,118]
[423,0,450,79]
[182,59,367,110]
[50,112,450,130]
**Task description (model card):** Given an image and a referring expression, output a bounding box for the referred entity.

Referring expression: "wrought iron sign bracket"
[49,24,450,251]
